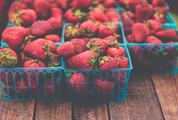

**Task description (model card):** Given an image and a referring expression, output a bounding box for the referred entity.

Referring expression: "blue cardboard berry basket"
[63,44,133,103]
[0,45,64,101]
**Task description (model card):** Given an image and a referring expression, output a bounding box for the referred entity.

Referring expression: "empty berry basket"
[63,44,133,103]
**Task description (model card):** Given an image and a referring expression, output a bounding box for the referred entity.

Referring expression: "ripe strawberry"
[102,0,115,8]
[155,29,177,41]
[89,8,109,22]
[131,23,150,43]
[127,34,135,43]
[96,79,112,93]
[77,0,93,8]
[2,26,29,49]
[79,20,98,37]
[145,36,163,44]
[104,35,119,44]
[0,48,18,67]
[67,50,97,70]
[71,38,89,53]
[70,0,79,9]
[107,46,126,57]
[152,0,165,6]
[23,39,56,60]
[70,73,87,92]
[17,79,28,95]
[146,19,162,34]
[56,0,68,9]
[153,11,166,23]
[106,9,120,22]
[50,7,63,20]
[45,34,61,42]
[8,1,28,19]
[155,6,168,15]
[47,17,62,31]
[21,0,34,6]
[65,25,80,39]
[10,9,37,27]
[119,0,147,6]
[99,56,119,70]
[98,22,118,37]
[64,9,86,23]
[135,2,154,22]
[33,0,51,19]
[23,59,46,68]
[87,38,109,54]
[30,21,53,37]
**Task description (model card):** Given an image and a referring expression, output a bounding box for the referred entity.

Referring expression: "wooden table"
[0,73,177,120]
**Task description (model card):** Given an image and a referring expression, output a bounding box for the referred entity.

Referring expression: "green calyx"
[10,10,23,26]
[80,29,95,37]
[140,2,148,7]
[21,36,35,50]
[0,49,17,67]
[87,40,101,53]
[47,53,60,67]
[99,56,111,65]
[87,53,99,67]
[105,22,117,31]
[65,26,79,38]
[74,9,87,21]
[156,11,164,19]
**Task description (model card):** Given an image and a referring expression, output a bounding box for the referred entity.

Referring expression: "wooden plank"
[109,74,164,120]
[152,74,178,120]
[0,92,35,120]
[73,103,109,120]
[35,101,72,120]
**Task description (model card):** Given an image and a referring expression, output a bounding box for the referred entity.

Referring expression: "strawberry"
[23,39,56,60]
[87,38,109,54]
[155,29,177,41]
[30,21,53,37]
[107,46,126,57]
[70,73,87,92]
[146,19,162,34]
[102,0,115,8]
[64,9,87,23]
[98,22,118,37]
[17,79,28,95]
[33,0,51,19]
[131,23,150,43]
[10,9,37,27]
[153,11,166,23]
[47,17,62,31]
[127,34,135,43]
[152,0,165,6]
[8,1,28,20]
[106,11,120,22]
[135,2,154,22]
[79,20,98,37]
[99,56,119,70]
[65,25,80,39]
[2,26,29,49]
[23,59,46,68]
[0,48,18,67]
[56,0,68,9]
[145,36,163,44]
[57,38,88,57]
[50,7,63,20]
[46,52,60,67]
[45,34,61,42]
[96,79,112,93]
[70,0,79,9]
[21,0,34,6]
[104,35,119,44]
[77,0,93,8]
[89,8,109,22]
[155,6,168,15]
[67,50,97,70]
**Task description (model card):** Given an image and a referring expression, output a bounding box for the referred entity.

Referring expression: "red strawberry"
[70,73,87,92]
[99,56,119,70]
[10,9,37,27]
[17,79,28,95]
[106,9,120,22]
[70,0,79,9]
[8,1,28,19]
[127,34,135,43]
[23,59,46,68]
[50,7,63,20]
[131,23,150,43]
[145,36,163,44]
[0,48,18,67]
[56,0,68,9]
[65,25,80,39]
[89,8,109,22]
[104,35,119,44]
[153,12,166,23]
[152,0,165,6]
[57,38,88,57]
[67,50,97,70]
[102,0,115,8]
[47,17,62,31]
[107,46,126,57]
[30,21,53,37]
[45,34,61,42]
[77,0,93,8]
[119,0,147,6]
[135,2,154,22]
[33,0,51,19]
[21,0,34,6]
[23,39,56,60]
[96,79,112,93]
[64,9,86,23]
[2,26,29,49]
[79,20,98,37]
[98,22,118,37]
[87,38,109,54]
[155,6,168,15]
[155,29,177,40]
[146,19,162,34]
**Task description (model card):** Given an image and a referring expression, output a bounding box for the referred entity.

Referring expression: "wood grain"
[109,74,164,120]
[73,103,109,120]
[35,101,72,120]
[0,92,35,120]
[152,74,178,120]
